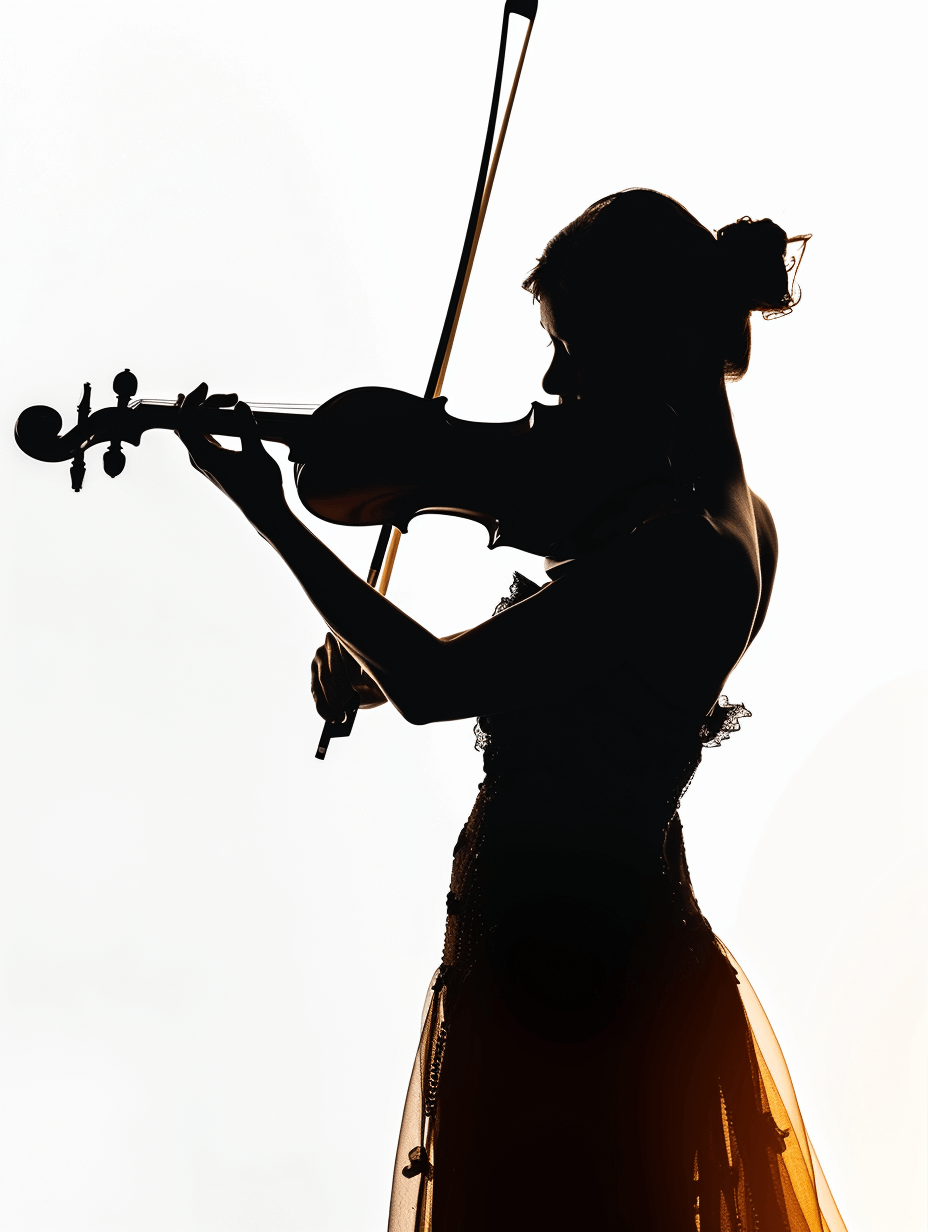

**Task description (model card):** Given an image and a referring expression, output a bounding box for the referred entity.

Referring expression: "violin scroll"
[16,372,141,491]
[15,403,65,462]
[14,371,317,491]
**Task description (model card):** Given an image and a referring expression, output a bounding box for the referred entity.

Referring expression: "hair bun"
[716,216,791,313]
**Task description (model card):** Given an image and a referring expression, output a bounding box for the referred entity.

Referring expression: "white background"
[1,1,925,1228]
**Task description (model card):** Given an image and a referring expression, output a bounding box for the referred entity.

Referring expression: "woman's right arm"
[311,630,469,723]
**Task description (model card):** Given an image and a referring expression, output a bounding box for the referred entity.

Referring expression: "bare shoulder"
[541,508,756,638]
[624,504,764,644]
[638,488,777,593]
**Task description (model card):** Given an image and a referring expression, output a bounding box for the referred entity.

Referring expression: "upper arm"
[403,513,743,723]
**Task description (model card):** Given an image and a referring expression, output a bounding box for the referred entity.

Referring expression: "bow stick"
[316,0,538,759]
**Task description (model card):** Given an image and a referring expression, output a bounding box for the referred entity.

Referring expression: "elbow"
[391,687,459,726]
[382,646,473,726]
[381,680,431,725]
[382,650,453,726]
[394,699,441,726]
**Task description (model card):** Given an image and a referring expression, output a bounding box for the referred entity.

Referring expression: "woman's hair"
[523,189,806,381]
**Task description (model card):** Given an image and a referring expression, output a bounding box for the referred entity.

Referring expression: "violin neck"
[205,407,315,451]
[130,399,317,454]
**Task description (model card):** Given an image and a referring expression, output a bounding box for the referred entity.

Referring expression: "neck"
[663,375,739,486]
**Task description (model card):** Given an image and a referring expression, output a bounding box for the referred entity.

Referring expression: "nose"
[542,339,576,400]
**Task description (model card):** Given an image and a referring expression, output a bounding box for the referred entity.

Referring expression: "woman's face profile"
[539,295,582,403]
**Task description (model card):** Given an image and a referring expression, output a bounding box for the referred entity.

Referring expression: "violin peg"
[103,441,126,478]
[112,368,138,407]
[76,383,91,427]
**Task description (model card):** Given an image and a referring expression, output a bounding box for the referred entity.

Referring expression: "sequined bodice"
[440,571,750,985]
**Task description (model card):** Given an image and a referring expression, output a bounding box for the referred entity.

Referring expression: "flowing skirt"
[388,940,846,1232]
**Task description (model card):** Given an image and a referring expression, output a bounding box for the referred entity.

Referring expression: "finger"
[311,655,329,717]
[177,387,239,456]
[200,392,240,433]
[311,643,346,723]
[176,384,219,457]
[179,383,208,413]
[326,634,355,690]
[336,641,365,689]
[233,400,263,455]
[325,635,359,721]
[315,684,348,725]
[311,655,334,721]
[193,393,240,451]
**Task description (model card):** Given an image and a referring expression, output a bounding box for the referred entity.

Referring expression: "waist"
[477,774,676,880]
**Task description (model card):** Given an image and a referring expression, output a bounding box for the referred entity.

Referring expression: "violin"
[13,0,539,759]
[14,373,625,553]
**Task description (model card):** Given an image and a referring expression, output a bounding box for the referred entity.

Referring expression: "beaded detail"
[700,696,752,747]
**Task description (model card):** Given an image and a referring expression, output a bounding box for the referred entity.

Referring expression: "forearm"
[253,507,444,720]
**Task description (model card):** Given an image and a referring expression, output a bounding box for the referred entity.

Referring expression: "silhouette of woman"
[176,190,843,1231]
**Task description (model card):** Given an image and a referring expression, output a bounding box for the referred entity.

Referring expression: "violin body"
[292,385,650,558]
[292,385,532,543]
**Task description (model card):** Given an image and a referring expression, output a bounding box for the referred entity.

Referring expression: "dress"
[388,573,846,1232]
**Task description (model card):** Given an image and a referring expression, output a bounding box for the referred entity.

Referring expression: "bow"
[317,0,537,757]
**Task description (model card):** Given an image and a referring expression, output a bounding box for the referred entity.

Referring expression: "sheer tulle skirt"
[389,941,846,1232]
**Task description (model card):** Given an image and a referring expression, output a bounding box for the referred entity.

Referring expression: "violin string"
[130,399,321,412]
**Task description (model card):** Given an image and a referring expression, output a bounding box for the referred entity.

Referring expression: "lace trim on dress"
[700,695,752,747]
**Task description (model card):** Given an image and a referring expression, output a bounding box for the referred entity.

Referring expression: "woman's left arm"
[177,388,453,723]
